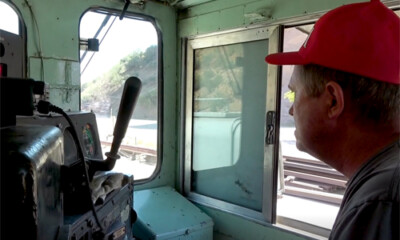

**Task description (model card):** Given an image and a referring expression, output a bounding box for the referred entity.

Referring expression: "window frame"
[78,7,164,184]
[183,25,281,224]
[0,0,27,78]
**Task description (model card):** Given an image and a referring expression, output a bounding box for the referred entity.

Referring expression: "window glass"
[0,1,19,34]
[80,10,159,181]
[191,40,268,211]
[277,24,347,234]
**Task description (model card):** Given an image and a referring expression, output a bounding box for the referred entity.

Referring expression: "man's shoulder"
[344,142,400,208]
[330,144,399,240]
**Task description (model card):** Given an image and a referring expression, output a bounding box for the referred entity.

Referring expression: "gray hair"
[296,64,400,124]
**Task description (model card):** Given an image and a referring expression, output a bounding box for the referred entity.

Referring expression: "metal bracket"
[120,0,145,20]
[79,38,99,52]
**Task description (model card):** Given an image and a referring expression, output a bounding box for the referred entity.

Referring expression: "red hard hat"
[265,0,400,85]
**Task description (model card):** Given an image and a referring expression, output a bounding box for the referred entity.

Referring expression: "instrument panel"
[17,112,104,165]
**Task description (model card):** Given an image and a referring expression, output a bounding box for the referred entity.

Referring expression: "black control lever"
[119,0,130,20]
[88,77,142,179]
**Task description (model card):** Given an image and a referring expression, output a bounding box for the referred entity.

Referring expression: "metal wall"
[178,0,373,37]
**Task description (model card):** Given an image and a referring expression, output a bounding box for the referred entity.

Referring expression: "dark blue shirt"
[330,140,400,240]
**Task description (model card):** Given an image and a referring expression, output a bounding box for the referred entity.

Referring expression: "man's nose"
[289,105,293,116]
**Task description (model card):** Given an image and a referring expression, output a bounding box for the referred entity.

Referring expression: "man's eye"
[284,90,295,103]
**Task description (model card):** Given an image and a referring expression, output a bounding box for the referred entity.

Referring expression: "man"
[265,0,399,239]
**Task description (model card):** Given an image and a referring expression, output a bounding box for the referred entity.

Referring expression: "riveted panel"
[29,57,80,85]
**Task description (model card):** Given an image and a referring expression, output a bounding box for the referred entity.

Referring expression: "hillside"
[81,45,158,120]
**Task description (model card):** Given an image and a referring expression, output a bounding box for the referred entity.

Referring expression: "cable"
[81,15,117,76]
[80,15,111,63]
[37,100,105,236]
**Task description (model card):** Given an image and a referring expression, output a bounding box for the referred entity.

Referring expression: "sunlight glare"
[0,1,19,35]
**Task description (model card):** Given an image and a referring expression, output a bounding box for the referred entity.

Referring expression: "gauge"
[64,128,78,165]
[82,123,97,158]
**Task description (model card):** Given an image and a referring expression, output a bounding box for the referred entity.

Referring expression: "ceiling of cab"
[153,0,400,10]
[153,0,215,9]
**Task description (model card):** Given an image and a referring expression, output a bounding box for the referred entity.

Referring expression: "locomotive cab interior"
[0,0,399,240]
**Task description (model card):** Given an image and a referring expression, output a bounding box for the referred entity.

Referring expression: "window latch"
[266,111,276,145]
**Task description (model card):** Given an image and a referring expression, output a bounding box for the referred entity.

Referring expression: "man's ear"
[325,81,344,119]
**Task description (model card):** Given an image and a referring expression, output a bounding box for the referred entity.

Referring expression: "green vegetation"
[81,45,158,120]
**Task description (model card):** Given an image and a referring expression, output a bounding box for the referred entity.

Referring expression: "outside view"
[80,11,159,180]
[0,1,19,35]
[277,25,348,235]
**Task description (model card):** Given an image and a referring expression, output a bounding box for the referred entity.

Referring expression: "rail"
[282,155,348,205]
[101,141,157,156]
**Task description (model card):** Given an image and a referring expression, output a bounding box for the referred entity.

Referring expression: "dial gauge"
[82,123,97,158]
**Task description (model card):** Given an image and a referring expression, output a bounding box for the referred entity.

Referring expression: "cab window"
[0,1,19,35]
[0,1,25,78]
[79,9,161,182]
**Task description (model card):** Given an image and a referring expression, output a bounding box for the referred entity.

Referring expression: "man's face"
[288,66,327,156]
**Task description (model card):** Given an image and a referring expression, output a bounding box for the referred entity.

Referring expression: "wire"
[37,100,105,235]
[81,15,117,76]
[80,15,111,63]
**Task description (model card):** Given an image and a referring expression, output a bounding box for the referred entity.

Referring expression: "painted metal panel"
[180,16,199,36]
[29,57,80,85]
[180,0,258,17]
[29,57,80,109]
[197,10,220,34]
[218,6,245,30]
[243,1,274,25]
[133,186,214,239]
[178,0,382,37]
[175,0,215,9]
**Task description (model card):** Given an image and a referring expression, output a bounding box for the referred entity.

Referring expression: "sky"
[80,11,158,84]
[0,1,19,34]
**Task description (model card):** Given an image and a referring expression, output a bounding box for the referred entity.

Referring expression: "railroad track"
[282,155,348,205]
